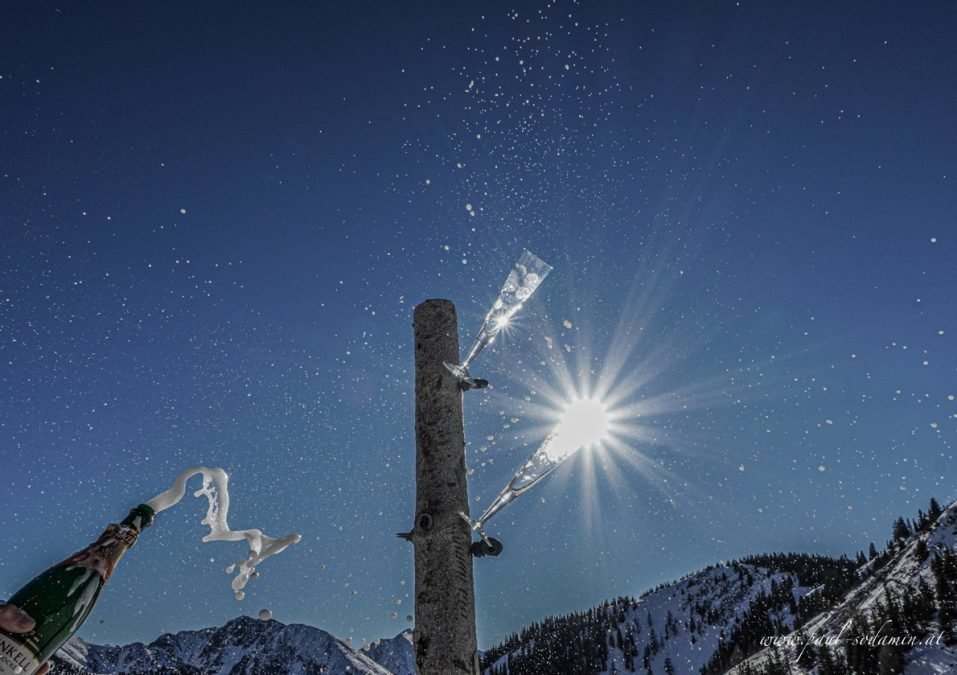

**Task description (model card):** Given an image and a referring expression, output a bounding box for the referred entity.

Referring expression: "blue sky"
[2,0,956,650]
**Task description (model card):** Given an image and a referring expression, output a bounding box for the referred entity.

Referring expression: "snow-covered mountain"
[52,615,413,675]
[364,629,415,675]
[480,558,827,675]
[731,501,957,675]
[481,498,957,675]
[51,499,957,675]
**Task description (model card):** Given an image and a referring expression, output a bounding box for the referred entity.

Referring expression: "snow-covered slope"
[733,501,957,675]
[480,499,957,675]
[54,615,411,675]
[364,629,415,675]
[51,500,957,675]
[482,561,816,675]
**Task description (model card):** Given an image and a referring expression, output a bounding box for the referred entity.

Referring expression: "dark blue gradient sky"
[2,0,956,650]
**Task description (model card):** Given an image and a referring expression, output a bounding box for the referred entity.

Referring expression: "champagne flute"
[445,249,552,389]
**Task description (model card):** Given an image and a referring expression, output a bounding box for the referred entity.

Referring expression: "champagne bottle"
[0,504,155,675]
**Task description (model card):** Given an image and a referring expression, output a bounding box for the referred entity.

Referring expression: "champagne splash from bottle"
[147,467,302,600]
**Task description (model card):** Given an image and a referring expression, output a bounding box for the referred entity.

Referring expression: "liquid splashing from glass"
[147,467,302,600]
[446,249,552,385]
[462,398,609,544]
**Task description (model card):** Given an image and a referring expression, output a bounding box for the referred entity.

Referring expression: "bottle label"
[57,524,140,583]
[0,633,41,675]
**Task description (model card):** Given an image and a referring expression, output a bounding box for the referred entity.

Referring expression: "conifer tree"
[928,497,943,523]
[915,537,929,561]
[933,549,957,643]
[892,516,911,543]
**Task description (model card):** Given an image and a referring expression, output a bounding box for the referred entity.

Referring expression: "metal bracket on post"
[443,362,489,390]
[471,537,504,557]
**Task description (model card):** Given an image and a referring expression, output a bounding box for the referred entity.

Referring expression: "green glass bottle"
[0,504,155,675]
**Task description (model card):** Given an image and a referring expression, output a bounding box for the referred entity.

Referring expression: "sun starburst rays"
[469,277,755,540]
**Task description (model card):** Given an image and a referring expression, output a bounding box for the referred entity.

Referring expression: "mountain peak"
[55,614,405,675]
[54,499,957,675]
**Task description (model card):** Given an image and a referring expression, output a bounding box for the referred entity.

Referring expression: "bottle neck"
[58,504,156,583]
[121,504,156,532]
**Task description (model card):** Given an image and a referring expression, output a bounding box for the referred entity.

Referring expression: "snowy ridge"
[732,501,957,675]
[364,629,415,675]
[482,561,815,675]
[52,615,409,675]
[479,500,957,674]
[50,501,957,675]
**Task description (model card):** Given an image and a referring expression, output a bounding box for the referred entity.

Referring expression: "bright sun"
[556,397,611,451]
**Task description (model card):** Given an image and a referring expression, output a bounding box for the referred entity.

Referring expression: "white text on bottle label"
[0,633,41,675]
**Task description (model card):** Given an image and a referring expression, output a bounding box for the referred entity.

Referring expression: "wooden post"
[404,299,479,675]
